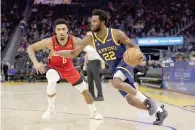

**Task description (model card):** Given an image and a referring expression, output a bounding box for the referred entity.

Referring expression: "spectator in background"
[8,65,16,82]
[2,59,10,81]
[190,51,195,61]
[175,52,185,62]
[20,20,26,35]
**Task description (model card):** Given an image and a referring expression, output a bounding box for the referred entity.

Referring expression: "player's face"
[55,24,68,40]
[91,16,101,32]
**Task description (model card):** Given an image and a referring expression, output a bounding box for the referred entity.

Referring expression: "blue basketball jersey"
[91,28,135,97]
[91,28,126,72]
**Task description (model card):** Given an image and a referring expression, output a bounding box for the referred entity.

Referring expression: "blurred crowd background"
[1,0,195,87]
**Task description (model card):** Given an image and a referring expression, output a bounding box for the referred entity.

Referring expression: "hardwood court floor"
[1,82,195,130]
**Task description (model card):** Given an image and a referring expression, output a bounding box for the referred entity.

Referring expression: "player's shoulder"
[42,37,53,49]
[46,37,53,41]
[38,37,53,44]
[111,28,125,39]
[111,28,124,35]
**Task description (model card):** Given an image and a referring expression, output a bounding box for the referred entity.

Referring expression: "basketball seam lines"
[132,50,143,64]
[130,48,136,64]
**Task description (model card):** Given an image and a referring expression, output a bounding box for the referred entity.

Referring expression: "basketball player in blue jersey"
[55,9,168,125]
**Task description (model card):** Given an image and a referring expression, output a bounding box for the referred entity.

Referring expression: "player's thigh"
[62,69,81,85]
[112,70,127,87]
[113,70,135,97]
[114,67,135,85]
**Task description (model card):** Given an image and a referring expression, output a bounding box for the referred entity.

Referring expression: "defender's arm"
[54,35,92,58]
[27,38,51,64]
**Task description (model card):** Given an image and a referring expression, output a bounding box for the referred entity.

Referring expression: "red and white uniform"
[48,35,81,85]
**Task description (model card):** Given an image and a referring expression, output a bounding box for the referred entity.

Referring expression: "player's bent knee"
[46,69,59,95]
[74,81,88,93]
[113,70,127,81]
[46,69,60,82]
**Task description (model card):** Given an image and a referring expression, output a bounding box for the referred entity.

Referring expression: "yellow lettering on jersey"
[101,48,106,53]
[103,51,116,61]
[99,46,118,54]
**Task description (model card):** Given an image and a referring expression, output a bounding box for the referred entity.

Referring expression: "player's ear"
[101,21,105,25]
[67,28,69,35]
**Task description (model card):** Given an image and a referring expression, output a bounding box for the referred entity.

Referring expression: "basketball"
[123,47,143,67]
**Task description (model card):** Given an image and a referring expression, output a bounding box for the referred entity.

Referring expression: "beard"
[91,25,101,32]
[60,37,65,40]
[59,35,65,40]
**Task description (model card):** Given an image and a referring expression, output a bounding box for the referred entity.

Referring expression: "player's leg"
[87,63,95,99]
[113,70,168,125]
[119,90,147,110]
[72,77,93,104]
[42,69,60,120]
[115,77,147,110]
[113,70,158,113]
[74,80,103,120]
[65,70,103,120]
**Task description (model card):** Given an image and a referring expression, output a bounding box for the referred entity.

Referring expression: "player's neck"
[56,36,68,46]
[95,27,107,39]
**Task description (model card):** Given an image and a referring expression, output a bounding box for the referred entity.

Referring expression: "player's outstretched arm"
[27,38,50,74]
[54,35,91,58]
[27,38,50,64]
[113,29,139,48]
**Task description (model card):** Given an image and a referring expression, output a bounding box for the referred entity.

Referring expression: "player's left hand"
[33,62,46,74]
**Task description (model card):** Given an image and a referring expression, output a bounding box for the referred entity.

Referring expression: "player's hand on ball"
[123,47,144,67]
[33,62,46,74]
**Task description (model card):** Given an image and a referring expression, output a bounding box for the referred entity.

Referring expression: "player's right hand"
[33,62,46,74]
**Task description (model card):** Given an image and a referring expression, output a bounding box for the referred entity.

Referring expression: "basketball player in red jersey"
[27,19,103,120]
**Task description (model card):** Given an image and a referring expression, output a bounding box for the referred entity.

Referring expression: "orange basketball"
[123,47,144,67]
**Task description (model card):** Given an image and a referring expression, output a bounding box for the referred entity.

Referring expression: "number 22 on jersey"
[103,51,116,61]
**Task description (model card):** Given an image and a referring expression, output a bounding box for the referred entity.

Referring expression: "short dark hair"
[92,9,110,25]
[53,18,69,29]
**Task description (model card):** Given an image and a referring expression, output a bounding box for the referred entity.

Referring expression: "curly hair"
[92,9,110,25]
